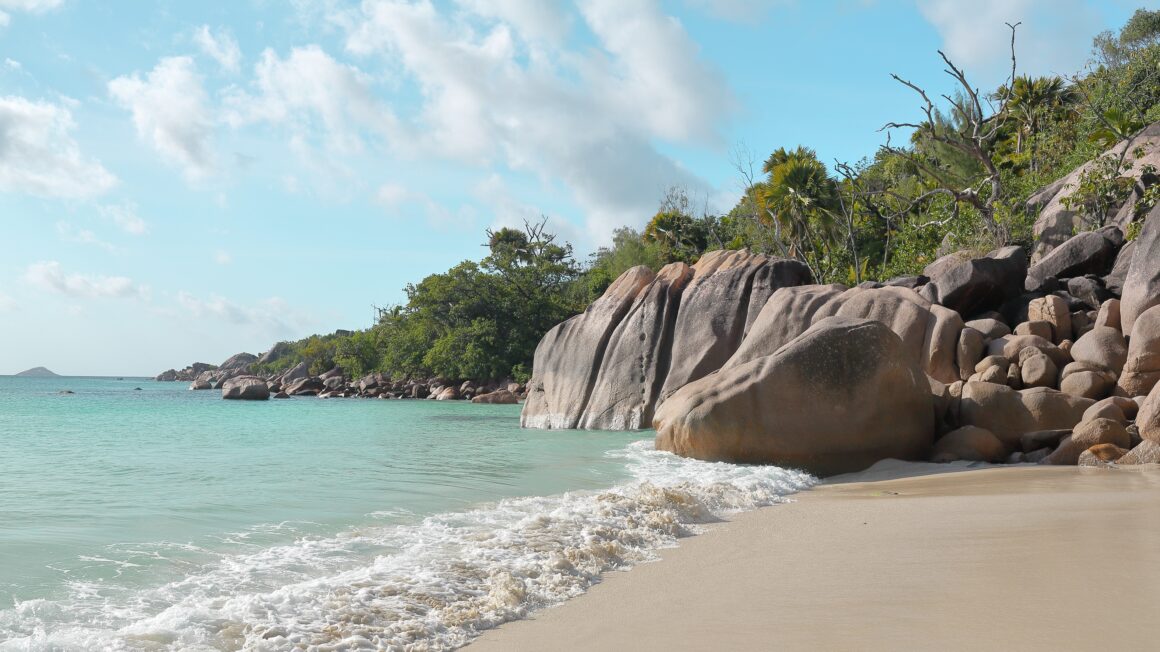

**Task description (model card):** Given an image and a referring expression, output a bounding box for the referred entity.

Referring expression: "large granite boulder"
[521,266,657,429]
[654,317,935,476]
[471,389,519,404]
[218,350,256,371]
[522,253,811,430]
[579,263,693,429]
[958,381,1093,448]
[657,251,812,400]
[1105,241,1135,296]
[727,284,964,384]
[1120,203,1160,335]
[921,246,1027,318]
[1025,227,1122,292]
[1070,326,1128,375]
[221,375,270,400]
[1029,122,1160,262]
[279,361,310,386]
[1117,305,1160,397]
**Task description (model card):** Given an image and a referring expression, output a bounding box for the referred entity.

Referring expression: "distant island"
[15,367,60,377]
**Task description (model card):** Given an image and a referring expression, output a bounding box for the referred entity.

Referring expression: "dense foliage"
[254,11,1160,383]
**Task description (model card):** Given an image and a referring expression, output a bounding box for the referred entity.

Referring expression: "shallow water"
[0,376,814,650]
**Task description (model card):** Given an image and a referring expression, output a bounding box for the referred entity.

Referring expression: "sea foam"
[0,441,815,651]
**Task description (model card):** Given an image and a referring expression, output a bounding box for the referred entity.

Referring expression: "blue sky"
[0,0,1152,375]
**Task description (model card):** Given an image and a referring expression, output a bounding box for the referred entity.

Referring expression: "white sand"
[468,462,1160,651]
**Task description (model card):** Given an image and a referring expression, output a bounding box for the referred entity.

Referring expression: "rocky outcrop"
[1120,202,1160,335]
[472,389,519,404]
[654,317,934,476]
[221,375,270,400]
[1025,227,1122,292]
[521,253,812,430]
[1029,122,1160,262]
[921,246,1027,318]
[520,266,657,429]
[657,251,813,399]
[579,262,693,429]
[727,284,964,383]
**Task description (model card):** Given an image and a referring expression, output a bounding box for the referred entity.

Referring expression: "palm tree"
[759,147,839,279]
[1004,76,1078,171]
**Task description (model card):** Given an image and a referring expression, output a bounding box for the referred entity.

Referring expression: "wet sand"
[468,462,1160,651]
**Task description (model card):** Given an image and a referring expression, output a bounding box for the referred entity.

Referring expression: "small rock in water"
[58,390,74,395]
[133,387,142,391]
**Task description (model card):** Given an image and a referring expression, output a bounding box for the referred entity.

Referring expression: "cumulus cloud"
[214,249,231,265]
[374,181,411,208]
[0,95,117,199]
[55,221,116,252]
[177,291,312,337]
[337,0,729,240]
[24,261,146,299]
[193,25,242,73]
[109,56,215,180]
[917,0,1101,82]
[98,202,148,235]
[223,45,397,154]
[0,0,63,27]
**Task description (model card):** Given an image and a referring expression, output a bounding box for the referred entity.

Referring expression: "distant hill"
[14,367,60,377]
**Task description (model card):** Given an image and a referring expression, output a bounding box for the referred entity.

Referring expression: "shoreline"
[468,461,1160,651]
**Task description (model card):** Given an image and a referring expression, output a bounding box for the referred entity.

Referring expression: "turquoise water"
[0,376,814,650]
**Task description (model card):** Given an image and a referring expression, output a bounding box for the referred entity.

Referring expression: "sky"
[0,0,1153,376]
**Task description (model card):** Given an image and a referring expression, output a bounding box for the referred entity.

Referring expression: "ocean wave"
[0,441,815,651]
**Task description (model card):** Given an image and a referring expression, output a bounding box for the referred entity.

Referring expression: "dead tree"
[880,22,1022,244]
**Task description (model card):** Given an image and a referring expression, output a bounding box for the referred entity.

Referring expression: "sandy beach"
[469,462,1160,651]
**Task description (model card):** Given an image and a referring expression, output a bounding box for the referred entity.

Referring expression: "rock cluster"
[159,353,527,403]
[523,199,1160,476]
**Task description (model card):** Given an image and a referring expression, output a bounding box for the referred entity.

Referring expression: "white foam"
[0,442,815,651]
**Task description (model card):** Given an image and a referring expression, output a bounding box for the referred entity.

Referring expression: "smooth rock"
[1117,305,1160,397]
[471,389,520,404]
[959,382,1093,449]
[1060,370,1114,400]
[654,317,934,476]
[965,318,1011,340]
[1120,201,1160,334]
[1043,418,1131,465]
[1095,299,1121,331]
[1070,326,1129,375]
[957,328,985,381]
[221,375,270,400]
[1117,439,1160,464]
[931,426,1007,463]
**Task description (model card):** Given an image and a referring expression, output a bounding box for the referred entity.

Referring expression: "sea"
[0,375,815,650]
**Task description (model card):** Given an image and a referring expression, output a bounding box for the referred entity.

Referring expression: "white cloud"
[337,0,728,239]
[99,202,148,235]
[3,58,20,70]
[193,25,242,73]
[177,291,312,337]
[224,45,396,154]
[0,0,65,10]
[917,0,1101,83]
[24,261,146,299]
[0,290,14,312]
[0,0,61,25]
[55,221,116,252]
[0,95,117,199]
[109,56,215,181]
[374,181,410,207]
[214,249,231,265]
